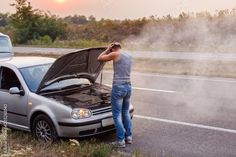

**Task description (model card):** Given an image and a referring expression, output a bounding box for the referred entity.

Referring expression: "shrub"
[30,35,53,46]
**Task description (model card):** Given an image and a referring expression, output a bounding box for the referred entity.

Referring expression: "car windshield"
[20,64,91,93]
[0,36,11,53]
[20,64,52,92]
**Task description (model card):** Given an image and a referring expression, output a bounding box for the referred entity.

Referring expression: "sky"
[1,0,236,19]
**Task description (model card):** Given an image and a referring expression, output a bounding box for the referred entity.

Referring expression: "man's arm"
[97,48,118,62]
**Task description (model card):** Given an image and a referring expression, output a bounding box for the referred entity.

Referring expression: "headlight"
[71,108,92,119]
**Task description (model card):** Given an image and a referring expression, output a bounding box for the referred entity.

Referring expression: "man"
[98,43,132,148]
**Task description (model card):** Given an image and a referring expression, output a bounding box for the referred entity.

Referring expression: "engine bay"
[45,83,111,110]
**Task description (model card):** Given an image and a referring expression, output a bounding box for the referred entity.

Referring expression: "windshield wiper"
[39,88,62,93]
[39,84,91,94]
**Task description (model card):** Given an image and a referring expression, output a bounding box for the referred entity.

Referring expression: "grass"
[0,127,144,157]
[20,39,109,49]
[1,129,113,157]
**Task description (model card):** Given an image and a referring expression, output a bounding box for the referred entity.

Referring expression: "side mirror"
[9,87,25,96]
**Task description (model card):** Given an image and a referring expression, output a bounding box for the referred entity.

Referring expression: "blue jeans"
[111,83,132,142]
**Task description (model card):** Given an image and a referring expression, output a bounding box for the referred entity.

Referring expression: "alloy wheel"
[35,120,52,142]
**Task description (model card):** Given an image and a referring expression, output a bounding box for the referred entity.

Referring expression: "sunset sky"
[1,0,236,19]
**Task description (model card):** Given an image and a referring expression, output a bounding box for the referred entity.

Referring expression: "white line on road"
[132,87,178,93]
[104,84,178,93]
[135,115,236,134]
[139,74,236,84]
[103,71,236,84]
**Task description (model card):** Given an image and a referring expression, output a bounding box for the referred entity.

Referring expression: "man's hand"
[97,43,121,62]
[106,43,115,53]
[109,43,114,49]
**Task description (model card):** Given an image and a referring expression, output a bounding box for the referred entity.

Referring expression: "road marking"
[103,71,236,84]
[134,115,236,134]
[132,87,177,93]
[145,75,236,84]
[104,84,178,93]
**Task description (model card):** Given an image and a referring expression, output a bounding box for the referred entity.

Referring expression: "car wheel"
[32,114,58,142]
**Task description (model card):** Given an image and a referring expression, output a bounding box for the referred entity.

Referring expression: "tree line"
[0,0,236,51]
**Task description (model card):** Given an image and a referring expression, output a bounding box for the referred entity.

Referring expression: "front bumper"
[57,109,134,138]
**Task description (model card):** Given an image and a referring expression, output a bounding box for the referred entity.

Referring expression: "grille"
[92,106,112,115]
[79,129,95,136]
[97,125,115,132]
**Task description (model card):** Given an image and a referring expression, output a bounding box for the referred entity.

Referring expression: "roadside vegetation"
[1,0,236,52]
[0,127,145,157]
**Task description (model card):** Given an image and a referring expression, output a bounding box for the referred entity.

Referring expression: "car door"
[0,66,28,130]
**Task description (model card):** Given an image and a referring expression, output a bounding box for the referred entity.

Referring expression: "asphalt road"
[13,46,236,61]
[99,71,236,157]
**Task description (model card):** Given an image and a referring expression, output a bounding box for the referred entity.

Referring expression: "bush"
[52,39,108,48]
[30,35,53,46]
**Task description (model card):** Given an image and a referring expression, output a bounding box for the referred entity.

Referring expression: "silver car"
[0,33,13,60]
[0,47,134,141]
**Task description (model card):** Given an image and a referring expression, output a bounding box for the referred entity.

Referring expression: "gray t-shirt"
[113,52,132,85]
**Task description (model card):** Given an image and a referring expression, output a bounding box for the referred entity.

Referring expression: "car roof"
[1,56,56,68]
[0,33,9,38]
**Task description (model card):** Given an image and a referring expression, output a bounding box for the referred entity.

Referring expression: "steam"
[123,12,236,120]
[124,13,236,52]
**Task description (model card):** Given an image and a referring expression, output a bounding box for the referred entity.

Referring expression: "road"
[13,46,236,61]
[99,71,236,157]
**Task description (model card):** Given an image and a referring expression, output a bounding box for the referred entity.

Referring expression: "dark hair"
[111,42,121,49]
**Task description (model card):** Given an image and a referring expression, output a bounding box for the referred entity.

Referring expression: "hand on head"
[108,42,121,52]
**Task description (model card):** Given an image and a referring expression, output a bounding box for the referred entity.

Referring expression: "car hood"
[37,47,106,93]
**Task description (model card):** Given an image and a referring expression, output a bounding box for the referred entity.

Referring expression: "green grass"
[23,39,109,49]
[0,128,132,157]
[0,127,147,157]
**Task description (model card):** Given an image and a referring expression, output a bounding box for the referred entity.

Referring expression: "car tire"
[32,114,58,142]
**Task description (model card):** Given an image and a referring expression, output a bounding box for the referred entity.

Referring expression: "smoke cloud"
[125,10,236,53]
[124,10,236,120]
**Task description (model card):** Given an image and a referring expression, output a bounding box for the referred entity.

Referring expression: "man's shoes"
[126,136,132,144]
[112,140,126,148]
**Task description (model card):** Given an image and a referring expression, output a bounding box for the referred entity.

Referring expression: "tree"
[37,14,66,41]
[0,13,10,27]
[10,0,66,43]
[88,15,96,22]
[64,15,88,25]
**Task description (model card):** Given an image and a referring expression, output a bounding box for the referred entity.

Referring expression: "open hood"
[37,47,106,93]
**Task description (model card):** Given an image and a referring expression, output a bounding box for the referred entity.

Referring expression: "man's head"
[98,42,122,62]
[110,42,121,52]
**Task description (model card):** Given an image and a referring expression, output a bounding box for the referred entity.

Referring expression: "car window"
[0,36,11,53]
[20,64,51,92]
[0,67,22,91]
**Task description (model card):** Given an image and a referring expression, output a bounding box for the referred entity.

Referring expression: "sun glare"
[55,0,66,4]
